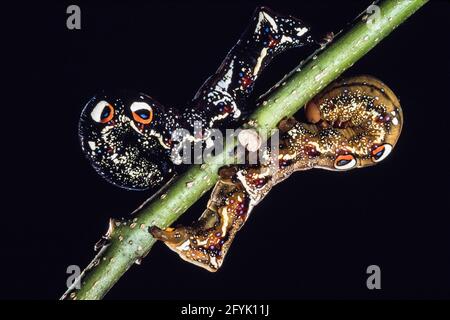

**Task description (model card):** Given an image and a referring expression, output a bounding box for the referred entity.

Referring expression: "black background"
[3,0,450,300]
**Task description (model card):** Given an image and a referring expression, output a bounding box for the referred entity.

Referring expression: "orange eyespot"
[91,101,114,123]
[334,154,357,170]
[371,144,392,163]
[130,102,153,125]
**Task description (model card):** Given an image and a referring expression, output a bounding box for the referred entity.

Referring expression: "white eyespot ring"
[130,101,152,113]
[334,154,357,170]
[91,100,114,123]
[371,144,393,163]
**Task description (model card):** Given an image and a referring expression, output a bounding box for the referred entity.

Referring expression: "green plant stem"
[61,0,428,300]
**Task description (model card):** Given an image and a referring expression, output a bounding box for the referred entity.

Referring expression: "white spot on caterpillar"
[220,207,229,237]
[88,141,96,151]
[391,111,399,126]
[295,27,309,36]
[256,11,278,33]
[217,60,234,91]
[210,256,218,269]
[280,35,293,44]
[254,47,268,76]
[176,240,191,251]
[196,239,209,246]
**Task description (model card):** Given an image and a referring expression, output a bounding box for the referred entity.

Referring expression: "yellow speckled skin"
[150,76,403,272]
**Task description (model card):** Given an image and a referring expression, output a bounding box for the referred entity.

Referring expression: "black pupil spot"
[374,149,384,159]
[337,159,351,166]
[101,107,111,120]
[137,109,149,119]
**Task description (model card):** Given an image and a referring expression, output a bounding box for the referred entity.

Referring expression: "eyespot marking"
[371,144,392,163]
[91,100,114,123]
[334,154,357,170]
[131,102,153,125]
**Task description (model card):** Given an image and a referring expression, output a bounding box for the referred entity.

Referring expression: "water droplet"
[247,119,258,127]
[160,193,167,199]
[186,181,194,188]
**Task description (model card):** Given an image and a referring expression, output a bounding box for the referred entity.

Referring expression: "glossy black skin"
[79,91,179,190]
[79,7,316,190]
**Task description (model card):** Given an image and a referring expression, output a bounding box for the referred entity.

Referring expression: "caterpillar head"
[79,91,180,190]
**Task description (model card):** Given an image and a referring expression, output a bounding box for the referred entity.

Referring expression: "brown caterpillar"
[150,75,403,272]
